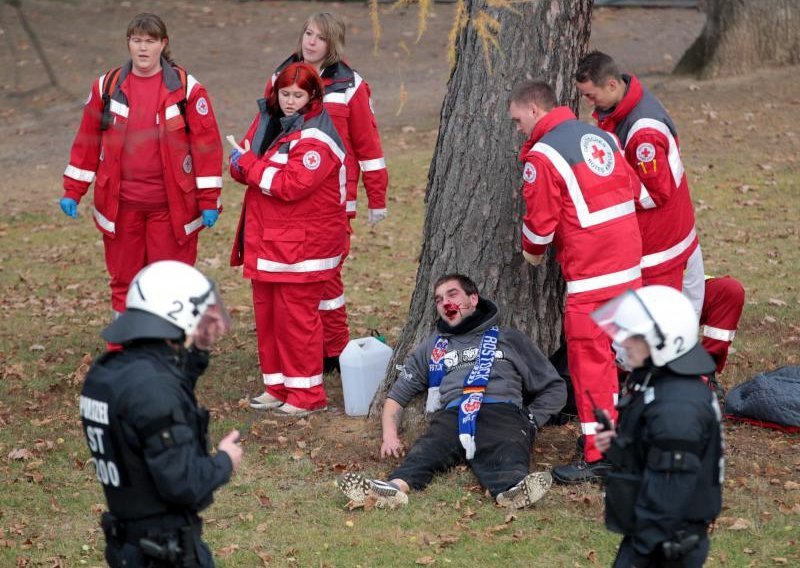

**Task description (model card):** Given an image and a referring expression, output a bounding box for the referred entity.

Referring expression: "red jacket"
[229,102,347,283]
[520,107,643,301]
[63,60,223,243]
[268,56,387,218]
[595,75,698,277]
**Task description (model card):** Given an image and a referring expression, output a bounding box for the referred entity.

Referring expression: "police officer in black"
[592,285,723,568]
[80,260,243,567]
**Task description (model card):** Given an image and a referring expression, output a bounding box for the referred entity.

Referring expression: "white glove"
[368,208,388,226]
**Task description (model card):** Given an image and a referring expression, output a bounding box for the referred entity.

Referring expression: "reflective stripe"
[638,184,656,209]
[97,74,106,95]
[263,373,284,386]
[165,104,181,121]
[323,92,347,105]
[581,421,599,436]
[640,227,696,269]
[257,255,342,273]
[184,216,203,235]
[533,142,635,228]
[359,157,386,172]
[319,294,346,311]
[259,167,279,194]
[703,326,736,342]
[626,118,685,188]
[93,208,115,233]
[284,374,324,389]
[270,152,289,164]
[109,99,128,118]
[196,176,222,189]
[566,265,641,295]
[64,164,95,183]
[339,165,346,203]
[522,223,554,245]
[186,74,199,98]
[346,200,357,213]
[300,128,345,162]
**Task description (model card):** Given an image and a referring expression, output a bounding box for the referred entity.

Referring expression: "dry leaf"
[7,448,33,461]
[216,544,239,558]
[769,298,787,307]
[729,518,752,530]
[415,557,435,565]
[784,481,800,490]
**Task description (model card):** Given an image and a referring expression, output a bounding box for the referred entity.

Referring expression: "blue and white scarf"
[427,326,500,460]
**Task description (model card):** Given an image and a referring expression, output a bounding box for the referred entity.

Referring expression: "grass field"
[1,65,799,566]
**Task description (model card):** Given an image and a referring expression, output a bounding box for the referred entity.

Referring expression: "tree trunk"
[675,0,800,78]
[368,0,593,435]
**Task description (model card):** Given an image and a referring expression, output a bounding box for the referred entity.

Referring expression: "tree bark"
[368,0,593,436]
[675,0,800,78]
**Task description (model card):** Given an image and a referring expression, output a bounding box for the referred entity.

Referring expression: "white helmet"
[592,285,716,374]
[103,261,225,344]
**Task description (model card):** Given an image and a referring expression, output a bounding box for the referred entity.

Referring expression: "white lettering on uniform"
[80,395,109,425]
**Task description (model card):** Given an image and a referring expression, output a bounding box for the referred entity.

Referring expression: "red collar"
[520,106,577,158]
[593,74,643,132]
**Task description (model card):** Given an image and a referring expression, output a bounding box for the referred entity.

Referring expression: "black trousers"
[613,535,709,568]
[389,403,534,497]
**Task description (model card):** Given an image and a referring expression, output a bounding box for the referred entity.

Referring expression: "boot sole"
[336,473,408,509]
[496,471,552,509]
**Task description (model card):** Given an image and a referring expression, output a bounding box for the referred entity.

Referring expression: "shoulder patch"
[195,97,209,116]
[523,162,537,183]
[580,133,615,177]
[302,150,321,171]
[636,142,655,163]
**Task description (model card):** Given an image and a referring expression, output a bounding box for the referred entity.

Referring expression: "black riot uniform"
[80,341,232,567]
[603,364,723,568]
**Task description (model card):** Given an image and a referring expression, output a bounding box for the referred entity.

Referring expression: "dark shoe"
[323,356,341,374]
[552,459,611,484]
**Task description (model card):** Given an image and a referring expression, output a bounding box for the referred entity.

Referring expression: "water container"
[339,336,393,416]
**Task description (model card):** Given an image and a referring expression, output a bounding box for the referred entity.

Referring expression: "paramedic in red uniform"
[229,62,347,417]
[509,80,643,484]
[701,275,745,374]
[576,51,705,314]
[61,13,223,316]
[264,12,389,372]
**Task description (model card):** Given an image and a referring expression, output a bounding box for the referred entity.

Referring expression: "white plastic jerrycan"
[339,336,393,416]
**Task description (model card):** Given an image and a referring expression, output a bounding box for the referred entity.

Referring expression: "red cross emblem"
[302,150,322,170]
[591,144,606,164]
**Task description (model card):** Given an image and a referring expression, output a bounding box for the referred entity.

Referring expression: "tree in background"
[675,0,800,78]
[369,0,593,430]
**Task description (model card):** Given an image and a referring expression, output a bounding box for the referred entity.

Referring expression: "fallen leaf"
[7,448,33,461]
[784,481,799,490]
[216,544,239,558]
[415,556,435,565]
[769,298,787,307]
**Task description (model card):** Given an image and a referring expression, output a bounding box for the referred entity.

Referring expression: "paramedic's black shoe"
[552,459,611,484]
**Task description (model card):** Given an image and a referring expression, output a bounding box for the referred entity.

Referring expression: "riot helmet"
[592,285,716,375]
[102,261,230,346]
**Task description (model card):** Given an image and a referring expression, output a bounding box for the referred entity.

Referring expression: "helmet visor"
[192,281,232,349]
[591,289,667,349]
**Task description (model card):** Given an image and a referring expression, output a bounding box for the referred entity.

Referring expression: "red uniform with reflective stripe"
[519,106,643,463]
[595,75,699,284]
[62,61,223,311]
[230,102,347,409]
[701,276,745,374]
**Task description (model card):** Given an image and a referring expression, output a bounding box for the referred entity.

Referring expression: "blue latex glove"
[59,197,78,219]
[201,209,219,228]
[230,148,243,174]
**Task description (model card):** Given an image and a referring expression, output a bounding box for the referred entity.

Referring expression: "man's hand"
[218,430,243,473]
[59,197,78,219]
[594,410,616,454]
[523,251,543,266]
[380,435,404,459]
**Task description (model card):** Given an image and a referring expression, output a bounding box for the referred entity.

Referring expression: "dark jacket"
[80,342,232,521]
[604,364,723,557]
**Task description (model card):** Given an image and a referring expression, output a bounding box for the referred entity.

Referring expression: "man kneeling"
[337,274,566,509]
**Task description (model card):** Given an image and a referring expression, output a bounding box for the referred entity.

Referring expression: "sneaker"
[273,402,327,417]
[249,392,284,410]
[336,473,408,509]
[496,471,552,509]
[552,459,612,484]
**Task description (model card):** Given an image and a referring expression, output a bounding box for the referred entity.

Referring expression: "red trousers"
[700,276,745,374]
[103,205,197,312]
[564,295,621,463]
[319,227,351,358]
[252,280,327,410]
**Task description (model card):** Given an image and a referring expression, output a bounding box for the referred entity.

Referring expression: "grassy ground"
[1,66,799,568]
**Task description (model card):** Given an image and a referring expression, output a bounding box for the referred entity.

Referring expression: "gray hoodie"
[387,298,566,428]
